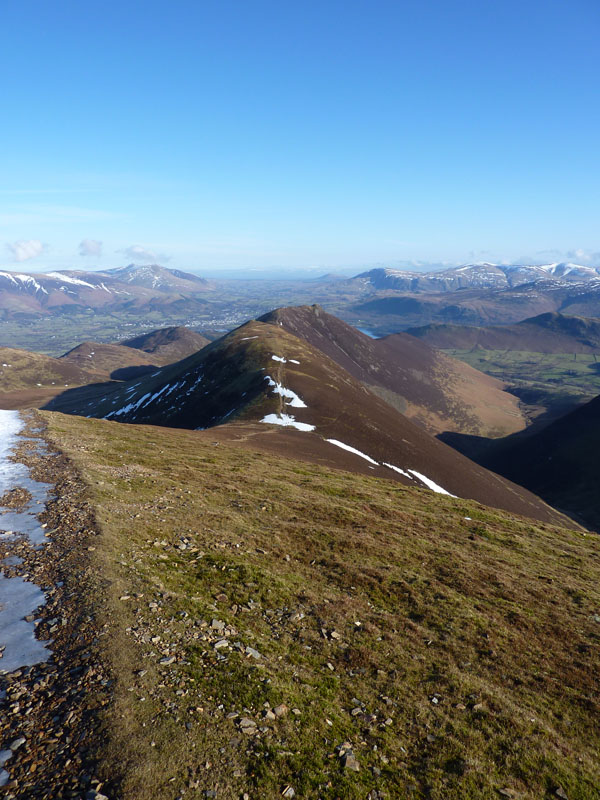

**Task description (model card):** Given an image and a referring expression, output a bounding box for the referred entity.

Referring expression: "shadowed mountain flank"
[260,305,526,437]
[485,394,600,531]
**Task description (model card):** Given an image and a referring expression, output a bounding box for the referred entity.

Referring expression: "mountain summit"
[47,307,568,526]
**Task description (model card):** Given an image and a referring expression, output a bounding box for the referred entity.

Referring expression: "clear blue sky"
[1,0,599,273]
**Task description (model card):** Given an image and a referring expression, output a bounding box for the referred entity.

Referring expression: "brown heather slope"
[260,305,526,437]
[61,328,211,379]
[46,318,571,527]
[0,345,106,408]
[60,341,162,379]
[43,411,600,800]
[119,325,210,363]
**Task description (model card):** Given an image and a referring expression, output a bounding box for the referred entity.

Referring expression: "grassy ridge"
[44,412,600,800]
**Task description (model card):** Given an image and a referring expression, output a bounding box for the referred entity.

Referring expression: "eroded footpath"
[0,410,110,799]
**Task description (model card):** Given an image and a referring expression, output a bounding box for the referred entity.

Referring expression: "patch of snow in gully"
[260,414,315,432]
[0,410,52,675]
[264,376,307,408]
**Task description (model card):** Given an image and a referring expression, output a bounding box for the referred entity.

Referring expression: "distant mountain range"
[2,262,600,331]
[0,264,213,318]
[353,262,600,292]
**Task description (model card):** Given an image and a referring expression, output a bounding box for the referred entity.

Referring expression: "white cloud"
[119,244,170,263]
[565,248,600,264]
[6,239,44,262]
[79,238,103,257]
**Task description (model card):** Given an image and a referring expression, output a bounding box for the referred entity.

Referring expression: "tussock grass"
[44,412,600,800]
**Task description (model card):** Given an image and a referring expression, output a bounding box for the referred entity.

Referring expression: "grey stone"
[9,737,25,752]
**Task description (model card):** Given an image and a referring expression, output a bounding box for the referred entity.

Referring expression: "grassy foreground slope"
[44,412,600,800]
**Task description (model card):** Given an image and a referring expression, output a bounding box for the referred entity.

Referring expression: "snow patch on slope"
[261,414,315,432]
[265,376,307,408]
[407,469,456,496]
[325,439,379,465]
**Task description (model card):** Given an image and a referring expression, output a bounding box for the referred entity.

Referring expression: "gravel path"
[0,410,111,799]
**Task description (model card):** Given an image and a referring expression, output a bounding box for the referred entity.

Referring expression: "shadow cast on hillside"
[43,380,120,415]
[110,365,156,381]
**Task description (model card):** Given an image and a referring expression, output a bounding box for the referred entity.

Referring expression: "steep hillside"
[43,410,600,800]
[259,305,526,437]
[0,346,106,408]
[119,325,210,362]
[46,318,569,526]
[60,341,161,379]
[60,327,210,379]
[486,394,600,531]
[407,312,600,353]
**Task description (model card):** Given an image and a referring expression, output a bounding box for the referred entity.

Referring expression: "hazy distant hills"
[346,263,600,331]
[100,264,212,292]
[46,307,567,525]
[3,262,600,332]
[354,262,600,292]
[0,264,214,318]
[407,312,600,353]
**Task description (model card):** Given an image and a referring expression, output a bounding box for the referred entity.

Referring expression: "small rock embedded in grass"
[341,752,360,771]
[281,786,295,798]
[273,703,288,717]
[239,717,257,733]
